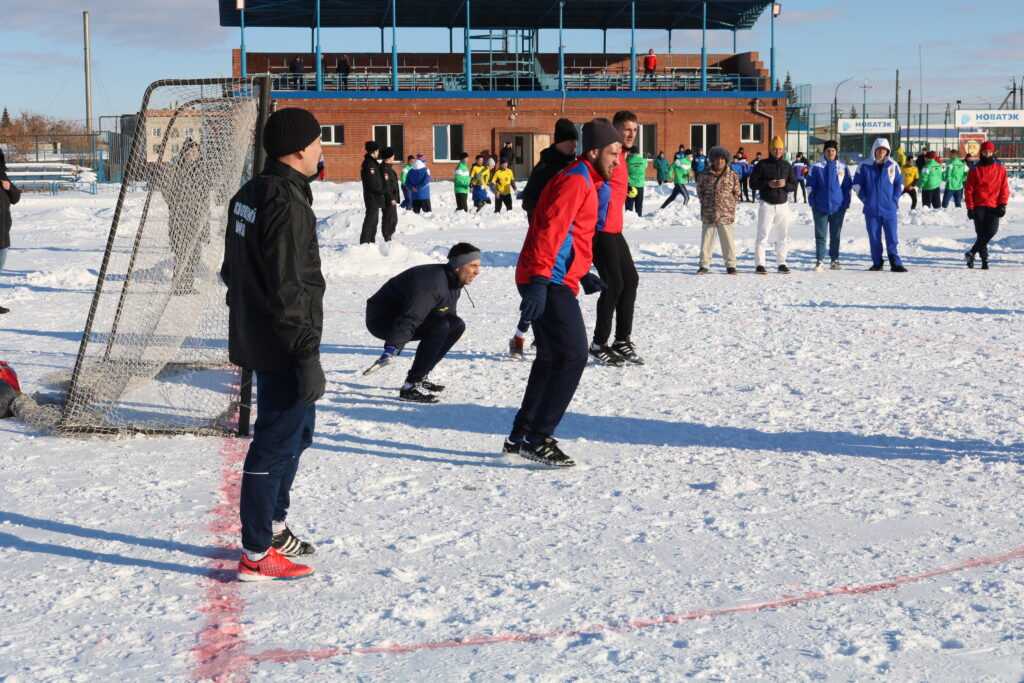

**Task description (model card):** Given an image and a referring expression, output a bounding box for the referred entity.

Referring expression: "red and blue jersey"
[515,158,604,295]
[595,149,628,234]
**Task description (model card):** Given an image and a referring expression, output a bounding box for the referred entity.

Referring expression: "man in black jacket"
[380,147,400,242]
[749,136,795,274]
[360,141,385,244]
[220,108,326,582]
[521,118,578,224]
[0,171,21,315]
[365,243,481,403]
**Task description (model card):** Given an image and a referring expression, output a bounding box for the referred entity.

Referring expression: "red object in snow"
[0,362,20,393]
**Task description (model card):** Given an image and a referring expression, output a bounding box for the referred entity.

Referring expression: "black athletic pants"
[660,183,690,208]
[390,314,465,385]
[903,187,918,210]
[511,284,588,442]
[495,194,513,213]
[455,193,469,212]
[624,187,644,216]
[360,196,382,243]
[740,176,751,202]
[240,369,315,554]
[592,231,639,346]
[381,203,397,241]
[969,207,1001,261]
[922,188,941,209]
[413,199,432,214]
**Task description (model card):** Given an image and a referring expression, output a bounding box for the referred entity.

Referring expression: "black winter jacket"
[381,162,400,204]
[521,145,576,220]
[749,156,795,205]
[366,264,462,348]
[220,160,325,372]
[361,154,385,207]
[0,180,21,250]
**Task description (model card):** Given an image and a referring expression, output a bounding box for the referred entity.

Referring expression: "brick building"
[220,0,787,181]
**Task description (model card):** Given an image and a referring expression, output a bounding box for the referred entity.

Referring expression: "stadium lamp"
[236,0,245,9]
[772,3,782,17]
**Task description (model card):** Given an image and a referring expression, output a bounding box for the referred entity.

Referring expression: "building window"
[741,123,763,143]
[690,123,720,153]
[373,124,404,159]
[152,127,162,137]
[433,124,464,162]
[321,125,345,145]
[638,123,657,159]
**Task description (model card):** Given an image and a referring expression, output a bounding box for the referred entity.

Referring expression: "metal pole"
[465,0,472,92]
[943,103,948,155]
[559,0,565,93]
[630,1,637,92]
[603,28,607,55]
[732,29,737,54]
[894,69,900,151]
[240,6,247,81]
[923,103,928,153]
[83,11,93,135]
[907,89,912,155]
[668,30,672,55]
[770,5,775,92]
[701,0,708,91]
[861,81,871,158]
[315,0,323,91]
[391,0,398,92]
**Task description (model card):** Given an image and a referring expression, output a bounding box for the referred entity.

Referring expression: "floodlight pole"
[700,0,707,91]
[315,0,323,90]
[770,3,780,92]
[238,2,247,81]
[465,0,472,91]
[559,0,565,93]
[391,0,398,92]
[630,1,637,92]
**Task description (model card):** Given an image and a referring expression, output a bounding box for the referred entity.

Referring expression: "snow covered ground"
[2,177,1024,681]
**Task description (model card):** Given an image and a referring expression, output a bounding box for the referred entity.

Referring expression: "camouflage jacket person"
[696,167,741,225]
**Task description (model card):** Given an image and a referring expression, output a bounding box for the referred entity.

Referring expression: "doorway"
[498,132,534,179]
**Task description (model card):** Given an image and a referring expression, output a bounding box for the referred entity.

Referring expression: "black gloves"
[519,278,549,322]
[995,205,1006,218]
[296,356,326,405]
[580,272,607,295]
[967,209,975,221]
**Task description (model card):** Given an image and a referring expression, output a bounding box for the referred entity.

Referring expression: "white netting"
[59,79,265,435]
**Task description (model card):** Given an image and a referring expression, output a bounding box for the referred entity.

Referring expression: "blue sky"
[1,0,1021,124]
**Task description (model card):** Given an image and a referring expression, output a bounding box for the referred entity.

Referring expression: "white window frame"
[741,123,763,144]
[320,124,344,145]
[432,124,463,163]
[637,123,657,159]
[373,124,399,148]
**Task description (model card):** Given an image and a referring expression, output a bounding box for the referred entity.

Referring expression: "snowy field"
[2,177,1024,681]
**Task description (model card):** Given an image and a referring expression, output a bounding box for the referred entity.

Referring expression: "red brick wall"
[279,95,785,181]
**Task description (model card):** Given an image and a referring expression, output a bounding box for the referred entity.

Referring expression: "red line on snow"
[191,436,250,682]
[188,438,1024,677]
[244,543,1024,664]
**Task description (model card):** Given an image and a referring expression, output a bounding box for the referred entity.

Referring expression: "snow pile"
[24,267,98,290]
[319,241,438,280]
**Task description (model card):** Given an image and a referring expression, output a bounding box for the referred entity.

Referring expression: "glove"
[580,272,607,295]
[296,356,326,405]
[628,186,638,199]
[995,205,1006,218]
[967,209,975,221]
[518,278,549,322]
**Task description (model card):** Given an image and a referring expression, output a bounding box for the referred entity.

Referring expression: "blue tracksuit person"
[853,138,907,272]
[806,139,852,269]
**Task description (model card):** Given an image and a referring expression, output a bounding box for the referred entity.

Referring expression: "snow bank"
[319,241,438,280]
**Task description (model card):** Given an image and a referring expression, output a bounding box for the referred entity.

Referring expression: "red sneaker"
[237,547,314,582]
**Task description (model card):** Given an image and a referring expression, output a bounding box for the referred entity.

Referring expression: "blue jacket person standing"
[806,139,852,270]
[221,108,326,581]
[853,138,907,272]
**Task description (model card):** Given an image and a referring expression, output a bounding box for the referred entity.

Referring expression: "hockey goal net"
[58,78,271,436]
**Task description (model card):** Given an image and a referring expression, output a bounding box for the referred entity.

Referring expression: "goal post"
[58,77,273,436]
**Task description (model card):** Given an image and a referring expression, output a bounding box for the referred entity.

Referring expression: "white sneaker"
[813,261,825,272]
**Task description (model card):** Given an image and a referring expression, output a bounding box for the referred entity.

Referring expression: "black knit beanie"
[581,118,623,153]
[263,108,322,159]
[554,118,578,144]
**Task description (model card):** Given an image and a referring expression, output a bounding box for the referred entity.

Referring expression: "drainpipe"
[752,98,775,150]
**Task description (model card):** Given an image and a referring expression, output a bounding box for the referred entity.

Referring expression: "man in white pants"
[749,136,796,274]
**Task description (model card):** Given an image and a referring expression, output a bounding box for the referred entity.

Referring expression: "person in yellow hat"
[748,136,795,274]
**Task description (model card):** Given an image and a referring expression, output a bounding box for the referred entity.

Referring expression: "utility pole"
[894,69,900,151]
[83,11,93,135]
[861,81,872,158]
[907,89,912,155]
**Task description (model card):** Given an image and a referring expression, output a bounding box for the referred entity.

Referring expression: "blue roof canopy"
[219,0,773,31]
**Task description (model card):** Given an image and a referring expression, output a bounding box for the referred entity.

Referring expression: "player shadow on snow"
[320,343,510,364]
[323,400,1022,464]
[0,511,236,581]
[789,302,1024,316]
